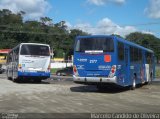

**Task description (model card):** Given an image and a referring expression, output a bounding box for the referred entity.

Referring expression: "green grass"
[51,68,59,74]
[155,69,160,78]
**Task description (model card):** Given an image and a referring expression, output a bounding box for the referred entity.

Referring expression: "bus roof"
[76,35,154,53]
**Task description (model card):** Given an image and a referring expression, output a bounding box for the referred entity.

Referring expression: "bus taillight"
[47,64,51,70]
[111,65,116,73]
[109,65,116,77]
[73,65,77,73]
[111,69,114,73]
[73,65,79,76]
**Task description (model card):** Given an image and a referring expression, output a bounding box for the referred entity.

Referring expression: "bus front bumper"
[73,75,117,84]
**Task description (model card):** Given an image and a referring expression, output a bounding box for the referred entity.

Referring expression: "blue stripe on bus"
[18,71,50,77]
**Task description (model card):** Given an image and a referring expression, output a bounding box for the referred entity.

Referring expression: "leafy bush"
[155,69,160,78]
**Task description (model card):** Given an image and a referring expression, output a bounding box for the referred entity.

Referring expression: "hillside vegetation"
[0,9,160,61]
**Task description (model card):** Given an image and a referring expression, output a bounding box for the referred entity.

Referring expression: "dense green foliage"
[0,9,160,61]
[126,32,160,63]
[0,9,88,58]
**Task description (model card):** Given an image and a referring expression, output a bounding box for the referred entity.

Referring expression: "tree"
[40,17,53,26]
[126,32,160,63]
[0,9,23,25]
[111,34,124,39]
[0,9,86,59]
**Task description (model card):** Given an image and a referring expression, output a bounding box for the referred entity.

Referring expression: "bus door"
[124,46,130,84]
[142,51,146,82]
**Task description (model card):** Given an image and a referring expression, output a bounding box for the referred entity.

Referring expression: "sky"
[0,0,160,37]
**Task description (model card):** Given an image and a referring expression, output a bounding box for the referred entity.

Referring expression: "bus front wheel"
[7,70,12,80]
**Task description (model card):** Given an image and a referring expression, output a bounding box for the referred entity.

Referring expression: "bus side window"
[118,42,124,61]
[134,48,139,62]
[12,51,15,61]
[130,47,134,62]
[138,49,142,63]
[8,53,12,63]
[10,53,13,62]
[15,48,19,60]
[146,53,151,64]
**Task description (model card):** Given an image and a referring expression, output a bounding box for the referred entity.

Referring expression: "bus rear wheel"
[12,76,21,83]
[13,78,20,83]
[7,75,12,80]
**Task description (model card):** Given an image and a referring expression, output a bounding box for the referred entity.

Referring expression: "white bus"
[6,43,51,82]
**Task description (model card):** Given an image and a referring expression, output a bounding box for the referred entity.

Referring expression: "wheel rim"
[133,78,136,88]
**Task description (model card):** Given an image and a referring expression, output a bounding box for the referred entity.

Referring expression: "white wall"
[51,62,73,68]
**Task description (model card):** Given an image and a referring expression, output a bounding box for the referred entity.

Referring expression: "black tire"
[149,73,153,84]
[7,70,12,80]
[56,72,61,76]
[7,77,12,80]
[13,77,21,83]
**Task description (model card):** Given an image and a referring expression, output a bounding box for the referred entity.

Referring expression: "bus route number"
[89,60,97,64]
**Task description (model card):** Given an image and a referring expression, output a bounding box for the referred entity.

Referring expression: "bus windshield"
[75,38,114,53]
[20,44,50,56]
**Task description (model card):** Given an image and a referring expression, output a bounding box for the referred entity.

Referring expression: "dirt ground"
[0,74,160,118]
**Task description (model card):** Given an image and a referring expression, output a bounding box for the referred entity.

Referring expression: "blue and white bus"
[73,35,155,89]
[7,43,51,82]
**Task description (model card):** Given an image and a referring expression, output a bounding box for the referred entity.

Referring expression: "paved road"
[0,74,160,118]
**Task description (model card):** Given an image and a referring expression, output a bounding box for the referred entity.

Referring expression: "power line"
[122,21,160,27]
[0,29,69,36]
[0,21,160,36]
[73,21,160,28]
[0,21,160,29]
